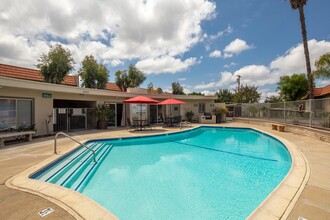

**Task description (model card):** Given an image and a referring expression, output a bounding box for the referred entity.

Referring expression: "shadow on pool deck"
[0,123,329,220]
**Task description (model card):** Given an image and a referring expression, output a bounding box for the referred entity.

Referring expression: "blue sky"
[1,0,330,99]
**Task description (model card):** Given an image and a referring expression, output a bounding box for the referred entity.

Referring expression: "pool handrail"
[54,132,97,163]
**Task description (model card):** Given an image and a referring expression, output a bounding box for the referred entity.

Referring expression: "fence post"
[268,103,270,121]
[284,101,286,124]
[309,99,312,127]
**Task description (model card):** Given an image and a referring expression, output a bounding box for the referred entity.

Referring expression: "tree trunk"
[298,6,314,99]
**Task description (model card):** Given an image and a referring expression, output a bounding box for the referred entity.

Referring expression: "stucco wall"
[1,87,53,136]
[180,100,215,121]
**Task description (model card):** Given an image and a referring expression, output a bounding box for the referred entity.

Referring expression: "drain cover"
[38,207,54,217]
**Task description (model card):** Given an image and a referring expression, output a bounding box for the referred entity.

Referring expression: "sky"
[1,0,330,100]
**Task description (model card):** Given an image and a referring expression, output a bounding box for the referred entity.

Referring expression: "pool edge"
[5,142,119,220]
[245,127,310,219]
[5,125,309,220]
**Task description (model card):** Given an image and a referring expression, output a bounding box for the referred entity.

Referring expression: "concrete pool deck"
[0,123,329,219]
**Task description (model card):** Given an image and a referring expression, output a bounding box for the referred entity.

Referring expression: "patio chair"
[127,119,138,131]
[143,120,155,130]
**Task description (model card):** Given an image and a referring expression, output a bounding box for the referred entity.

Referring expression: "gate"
[53,108,95,132]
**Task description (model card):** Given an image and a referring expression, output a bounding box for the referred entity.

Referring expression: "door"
[106,103,116,127]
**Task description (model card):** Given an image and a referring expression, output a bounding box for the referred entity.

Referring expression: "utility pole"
[236,75,241,92]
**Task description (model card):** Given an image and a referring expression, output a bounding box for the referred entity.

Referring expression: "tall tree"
[36,44,75,84]
[156,87,163,94]
[264,95,283,103]
[79,55,109,89]
[313,52,330,79]
[115,64,146,92]
[188,92,203,96]
[233,85,261,103]
[277,73,309,101]
[215,89,233,103]
[172,82,185,95]
[96,64,110,89]
[289,0,313,99]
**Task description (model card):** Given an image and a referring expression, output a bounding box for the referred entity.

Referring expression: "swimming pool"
[31,127,292,219]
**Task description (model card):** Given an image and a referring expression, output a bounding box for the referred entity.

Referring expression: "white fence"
[228,98,330,131]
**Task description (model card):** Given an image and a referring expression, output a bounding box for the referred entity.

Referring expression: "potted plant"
[220,107,228,122]
[185,111,194,123]
[94,104,114,129]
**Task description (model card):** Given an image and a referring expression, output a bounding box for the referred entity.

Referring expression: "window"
[0,98,33,130]
[198,103,205,113]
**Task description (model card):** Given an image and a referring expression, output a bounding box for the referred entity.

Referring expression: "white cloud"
[203,25,233,52]
[178,78,186,81]
[270,39,330,75]
[201,90,216,96]
[192,39,330,98]
[205,25,233,41]
[110,59,124,67]
[0,0,216,72]
[194,82,216,89]
[135,56,198,74]
[233,65,271,85]
[215,71,235,87]
[209,50,222,58]
[223,53,233,58]
[223,38,253,57]
[224,62,237,68]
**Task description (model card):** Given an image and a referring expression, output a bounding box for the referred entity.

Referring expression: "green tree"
[96,64,110,89]
[36,44,75,84]
[289,0,313,98]
[79,55,109,89]
[156,87,163,94]
[313,52,330,79]
[188,92,203,96]
[233,85,261,103]
[277,74,308,101]
[215,89,233,103]
[115,64,146,92]
[172,82,185,95]
[264,95,283,103]
[147,82,154,93]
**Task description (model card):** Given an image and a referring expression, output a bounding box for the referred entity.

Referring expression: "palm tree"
[289,0,313,99]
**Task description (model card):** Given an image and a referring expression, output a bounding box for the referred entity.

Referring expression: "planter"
[216,115,221,123]
[221,115,226,123]
[97,120,108,129]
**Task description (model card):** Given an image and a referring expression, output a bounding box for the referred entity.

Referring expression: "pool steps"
[34,142,112,192]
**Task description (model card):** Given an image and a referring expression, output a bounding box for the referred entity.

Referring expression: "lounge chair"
[180,120,191,129]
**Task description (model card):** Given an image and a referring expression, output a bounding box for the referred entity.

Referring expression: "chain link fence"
[227,98,330,131]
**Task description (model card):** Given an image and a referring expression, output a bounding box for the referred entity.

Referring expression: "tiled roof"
[0,63,78,86]
[106,82,122,91]
[314,84,330,97]
[0,63,123,92]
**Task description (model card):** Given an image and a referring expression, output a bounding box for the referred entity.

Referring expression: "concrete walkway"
[0,123,329,219]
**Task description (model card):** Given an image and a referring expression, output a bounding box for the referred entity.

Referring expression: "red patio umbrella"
[123,95,159,122]
[157,98,186,105]
[123,95,159,104]
[158,98,186,117]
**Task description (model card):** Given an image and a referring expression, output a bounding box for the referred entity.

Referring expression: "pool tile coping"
[5,125,309,220]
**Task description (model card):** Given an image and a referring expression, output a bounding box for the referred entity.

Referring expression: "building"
[0,63,217,136]
[313,84,330,99]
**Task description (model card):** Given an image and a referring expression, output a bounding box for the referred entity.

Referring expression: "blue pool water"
[32,127,291,219]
